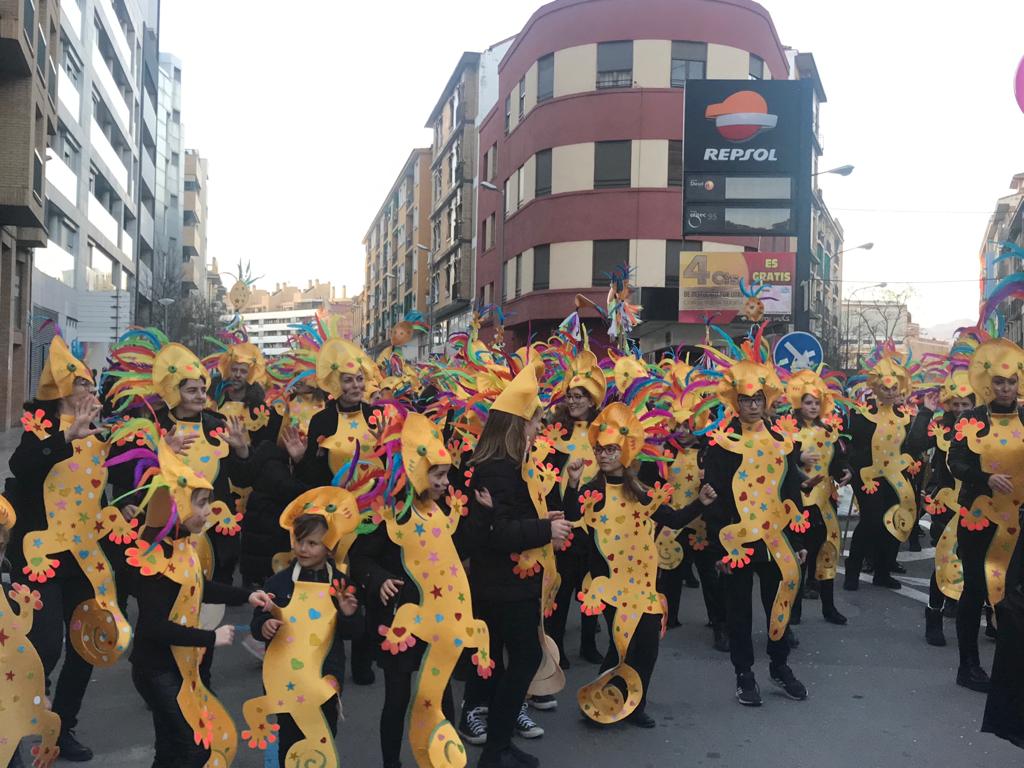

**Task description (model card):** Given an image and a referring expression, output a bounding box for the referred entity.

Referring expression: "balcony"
[138,204,153,246]
[140,148,155,193]
[34,239,75,285]
[137,258,152,299]
[62,0,82,40]
[184,189,200,219]
[87,193,118,246]
[95,0,131,73]
[120,227,132,259]
[46,154,78,204]
[142,92,156,135]
[90,119,129,192]
[58,68,81,120]
[181,257,198,289]
[91,47,130,132]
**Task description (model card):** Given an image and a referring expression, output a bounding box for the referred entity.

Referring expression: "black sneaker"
[526,694,558,711]
[458,706,488,746]
[477,747,523,768]
[736,671,762,706]
[507,742,540,768]
[626,710,657,728]
[580,643,604,664]
[842,574,860,591]
[57,730,94,762]
[770,664,808,701]
[956,664,992,693]
[823,607,848,625]
[893,562,907,574]
[515,704,544,738]
[872,575,902,590]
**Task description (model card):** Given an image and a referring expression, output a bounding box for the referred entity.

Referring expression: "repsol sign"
[703,148,778,162]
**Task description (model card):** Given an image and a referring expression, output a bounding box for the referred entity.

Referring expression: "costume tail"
[577,609,643,724]
[69,597,131,668]
[410,646,466,768]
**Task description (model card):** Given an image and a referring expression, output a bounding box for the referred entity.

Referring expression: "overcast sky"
[159,0,1024,332]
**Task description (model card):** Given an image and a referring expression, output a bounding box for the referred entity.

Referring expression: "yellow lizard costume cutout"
[796,423,841,581]
[576,480,673,723]
[954,411,1024,606]
[242,486,364,767]
[20,414,133,667]
[709,416,804,641]
[655,448,703,570]
[372,411,494,768]
[924,421,964,601]
[127,536,237,767]
[511,437,562,617]
[0,496,61,768]
[855,402,920,542]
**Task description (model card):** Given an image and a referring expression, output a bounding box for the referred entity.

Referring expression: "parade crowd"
[1,280,1022,768]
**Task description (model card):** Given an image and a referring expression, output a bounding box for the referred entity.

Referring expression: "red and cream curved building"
[475,0,795,352]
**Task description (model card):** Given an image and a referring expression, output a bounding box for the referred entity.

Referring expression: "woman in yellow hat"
[7,335,125,761]
[785,369,852,628]
[948,337,1024,693]
[564,402,716,728]
[462,360,572,768]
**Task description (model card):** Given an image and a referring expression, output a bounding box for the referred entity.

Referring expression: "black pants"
[131,665,209,768]
[957,525,995,667]
[928,510,956,611]
[725,560,790,674]
[210,529,239,585]
[470,598,542,756]
[545,548,597,655]
[25,563,94,733]
[380,654,455,768]
[600,609,661,715]
[846,487,899,582]
[792,522,838,620]
[278,696,339,768]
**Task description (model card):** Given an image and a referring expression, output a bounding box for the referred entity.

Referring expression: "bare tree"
[149,263,225,357]
[847,287,915,366]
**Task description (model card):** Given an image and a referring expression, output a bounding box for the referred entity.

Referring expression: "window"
[594,140,631,188]
[671,41,706,87]
[514,254,522,298]
[485,213,495,250]
[504,94,511,134]
[668,140,682,187]
[597,41,632,89]
[533,244,550,290]
[535,149,552,197]
[518,76,526,120]
[184,179,197,191]
[593,240,628,286]
[488,144,497,181]
[537,53,554,102]
[481,149,489,183]
[749,54,764,80]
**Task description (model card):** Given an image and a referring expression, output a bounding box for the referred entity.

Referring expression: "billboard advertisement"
[678,251,795,324]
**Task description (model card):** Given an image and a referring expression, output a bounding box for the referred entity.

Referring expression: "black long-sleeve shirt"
[129,537,253,672]
[250,564,363,684]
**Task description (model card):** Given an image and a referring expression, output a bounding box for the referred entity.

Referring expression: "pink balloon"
[1017,55,1024,114]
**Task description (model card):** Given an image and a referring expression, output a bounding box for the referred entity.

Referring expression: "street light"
[838,242,874,255]
[157,297,175,333]
[842,281,887,369]
[813,164,855,177]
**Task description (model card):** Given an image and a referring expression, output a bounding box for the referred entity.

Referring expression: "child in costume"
[125,430,273,768]
[948,338,1024,693]
[464,360,572,768]
[565,402,716,727]
[786,369,852,627]
[350,407,495,768]
[8,336,133,761]
[246,489,364,768]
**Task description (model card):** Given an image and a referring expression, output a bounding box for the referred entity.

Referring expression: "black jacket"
[466,458,552,603]
[296,401,378,487]
[250,564,363,684]
[130,536,252,672]
[949,402,1024,509]
[846,404,933,473]
[239,442,314,583]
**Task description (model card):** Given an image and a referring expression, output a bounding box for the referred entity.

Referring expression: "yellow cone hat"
[492,358,543,420]
[37,336,92,400]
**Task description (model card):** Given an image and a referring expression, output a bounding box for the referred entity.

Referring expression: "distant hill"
[921,318,976,341]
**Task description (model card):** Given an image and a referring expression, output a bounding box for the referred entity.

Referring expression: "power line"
[832,207,993,215]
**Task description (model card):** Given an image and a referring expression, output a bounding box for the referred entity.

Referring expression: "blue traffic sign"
[773,331,823,372]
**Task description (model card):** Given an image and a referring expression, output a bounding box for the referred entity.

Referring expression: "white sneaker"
[515,703,544,738]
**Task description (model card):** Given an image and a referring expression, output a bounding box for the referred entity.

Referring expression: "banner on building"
[678,251,794,324]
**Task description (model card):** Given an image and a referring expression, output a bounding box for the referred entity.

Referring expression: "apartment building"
[181,147,208,296]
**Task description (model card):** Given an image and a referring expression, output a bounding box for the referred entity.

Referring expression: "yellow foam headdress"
[717,360,783,414]
[0,493,14,530]
[968,338,1024,404]
[613,355,647,395]
[145,437,216,531]
[153,343,209,409]
[316,338,374,399]
[939,369,974,404]
[566,350,607,407]
[588,402,645,467]
[786,369,835,416]
[492,357,543,420]
[37,336,92,400]
[219,342,266,385]
[401,412,451,495]
[278,486,361,553]
[865,354,911,397]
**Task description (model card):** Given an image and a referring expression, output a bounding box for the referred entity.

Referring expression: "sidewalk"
[0,426,20,483]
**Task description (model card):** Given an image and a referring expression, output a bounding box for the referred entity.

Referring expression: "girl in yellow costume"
[125,428,273,768]
[948,337,1024,693]
[566,402,716,727]
[107,330,254,585]
[785,369,852,627]
[9,335,134,761]
[350,407,496,768]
